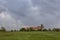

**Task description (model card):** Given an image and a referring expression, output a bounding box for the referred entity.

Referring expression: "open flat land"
[0,31,60,40]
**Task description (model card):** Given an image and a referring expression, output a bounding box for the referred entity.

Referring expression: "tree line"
[0,24,60,32]
[20,27,60,32]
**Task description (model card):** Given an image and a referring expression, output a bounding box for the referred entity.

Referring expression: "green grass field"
[0,31,60,40]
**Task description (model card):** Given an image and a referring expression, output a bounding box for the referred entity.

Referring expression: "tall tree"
[41,24,44,30]
[1,27,6,31]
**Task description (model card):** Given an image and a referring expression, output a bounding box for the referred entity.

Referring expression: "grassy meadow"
[0,31,60,40]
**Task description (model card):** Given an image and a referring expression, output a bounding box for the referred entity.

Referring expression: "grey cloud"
[0,0,60,30]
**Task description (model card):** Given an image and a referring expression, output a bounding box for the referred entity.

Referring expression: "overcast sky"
[0,0,60,30]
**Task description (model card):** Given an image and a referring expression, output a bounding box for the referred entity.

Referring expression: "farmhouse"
[24,25,44,31]
[31,26,43,30]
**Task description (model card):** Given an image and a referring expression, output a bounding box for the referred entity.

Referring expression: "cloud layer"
[0,0,60,30]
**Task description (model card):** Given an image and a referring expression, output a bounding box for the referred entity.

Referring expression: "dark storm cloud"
[0,0,60,30]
